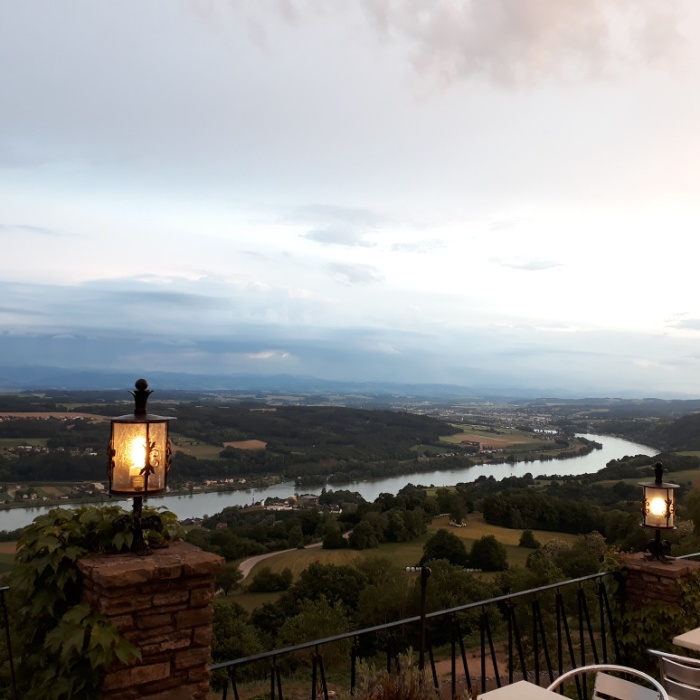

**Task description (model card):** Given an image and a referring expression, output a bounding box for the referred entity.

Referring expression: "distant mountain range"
[1,365,699,403]
[0,364,595,400]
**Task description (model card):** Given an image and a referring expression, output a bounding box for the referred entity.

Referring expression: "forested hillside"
[0,403,460,484]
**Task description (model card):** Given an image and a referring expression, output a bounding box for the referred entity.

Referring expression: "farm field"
[170,434,224,460]
[594,464,700,489]
[440,425,547,449]
[0,412,107,421]
[223,440,267,450]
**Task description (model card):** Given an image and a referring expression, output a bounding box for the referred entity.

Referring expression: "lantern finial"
[130,379,152,417]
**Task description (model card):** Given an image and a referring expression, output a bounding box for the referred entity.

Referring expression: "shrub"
[519,529,540,549]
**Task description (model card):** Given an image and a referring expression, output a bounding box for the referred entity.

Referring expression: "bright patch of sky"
[2,0,700,396]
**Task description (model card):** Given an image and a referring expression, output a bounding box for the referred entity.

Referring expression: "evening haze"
[2,1,700,397]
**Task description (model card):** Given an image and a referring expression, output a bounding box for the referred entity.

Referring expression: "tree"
[248,566,293,592]
[288,524,305,548]
[322,520,348,549]
[216,562,243,595]
[385,509,410,542]
[285,562,368,613]
[212,601,262,662]
[684,487,700,535]
[449,494,467,525]
[278,597,352,667]
[349,521,379,550]
[470,535,508,571]
[420,529,469,567]
[519,529,540,549]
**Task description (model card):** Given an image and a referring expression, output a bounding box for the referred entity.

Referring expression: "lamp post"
[640,461,678,562]
[107,379,174,552]
[406,565,432,671]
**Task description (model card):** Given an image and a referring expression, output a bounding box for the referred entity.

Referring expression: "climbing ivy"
[606,555,700,674]
[9,504,183,700]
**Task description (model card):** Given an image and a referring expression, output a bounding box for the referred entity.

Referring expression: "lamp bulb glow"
[649,497,667,516]
[129,439,147,469]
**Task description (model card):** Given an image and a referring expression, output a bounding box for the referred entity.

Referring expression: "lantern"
[108,378,172,496]
[640,461,678,561]
[107,379,174,552]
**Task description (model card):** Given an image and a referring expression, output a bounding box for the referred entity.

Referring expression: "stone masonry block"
[192,626,213,647]
[137,612,175,629]
[189,586,214,607]
[174,647,210,670]
[102,662,171,691]
[153,589,190,607]
[177,608,212,629]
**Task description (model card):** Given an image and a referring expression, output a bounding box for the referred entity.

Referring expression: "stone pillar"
[619,552,700,611]
[77,541,224,700]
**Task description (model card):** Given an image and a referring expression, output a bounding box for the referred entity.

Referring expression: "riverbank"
[0,434,657,533]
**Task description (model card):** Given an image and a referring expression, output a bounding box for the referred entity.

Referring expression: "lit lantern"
[108,379,172,497]
[640,462,678,561]
[107,379,174,552]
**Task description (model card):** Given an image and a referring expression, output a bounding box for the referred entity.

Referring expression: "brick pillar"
[619,552,700,610]
[77,541,224,700]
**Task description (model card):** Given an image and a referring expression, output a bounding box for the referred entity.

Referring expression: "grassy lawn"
[242,513,579,592]
[427,514,579,569]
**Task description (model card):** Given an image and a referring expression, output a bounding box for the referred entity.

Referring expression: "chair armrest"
[648,649,700,667]
[546,663,668,700]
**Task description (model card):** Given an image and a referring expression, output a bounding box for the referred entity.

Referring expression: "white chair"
[648,649,700,700]
[546,663,668,700]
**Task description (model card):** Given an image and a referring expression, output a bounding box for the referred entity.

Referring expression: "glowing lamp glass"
[108,419,170,496]
[641,483,677,530]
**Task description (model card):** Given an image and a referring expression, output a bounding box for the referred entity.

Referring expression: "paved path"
[238,548,295,580]
[238,542,322,580]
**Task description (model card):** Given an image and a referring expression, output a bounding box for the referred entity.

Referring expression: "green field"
[243,514,579,587]
[440,425,544,447]
[0,437,47,447]
[171,434,224,459]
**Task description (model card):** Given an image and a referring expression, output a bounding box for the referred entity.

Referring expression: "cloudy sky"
[2,0,700,397]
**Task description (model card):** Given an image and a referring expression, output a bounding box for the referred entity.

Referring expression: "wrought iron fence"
[211,571,621,700]
[1,554,697,698]
[0,585,17,700]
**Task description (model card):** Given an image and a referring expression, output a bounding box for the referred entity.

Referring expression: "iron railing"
[0,553,696,698]
[211,571,621,699]
[0,585,17,700]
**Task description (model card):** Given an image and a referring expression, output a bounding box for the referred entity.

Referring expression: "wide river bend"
[0,433,656,531]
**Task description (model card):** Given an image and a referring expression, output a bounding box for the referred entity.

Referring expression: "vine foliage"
[607,557,700,674]
[9,504,182,699]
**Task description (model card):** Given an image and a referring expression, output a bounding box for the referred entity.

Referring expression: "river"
[0,433,656,532]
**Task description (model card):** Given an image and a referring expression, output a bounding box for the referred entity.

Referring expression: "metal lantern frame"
[640,461,679,561]
[107,378,174,552]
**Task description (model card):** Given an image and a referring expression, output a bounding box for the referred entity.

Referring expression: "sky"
[2,0,700,397]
